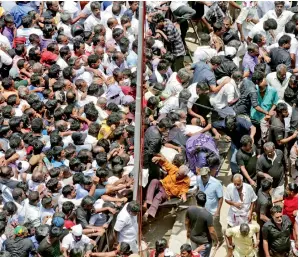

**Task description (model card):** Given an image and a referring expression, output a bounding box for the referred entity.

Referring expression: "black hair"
[157,118,172,129]
[3,202,17,216]
[195,191,207,207]
[95,152,108,166]
[81,195,95,207]
[270,205,282,216]
[278,34,291,46]
[240,135,253,147]
[252,71,265,85]
[62,185,73,198]
[180,244,192,254]
[225,115,237,131]
[155,239,167,257]
[35,225,50,243]
[96,168,109,178]
[62,201,75,215]
[46,178,59,192]
[288,183,298,194]
[261,179,272,192]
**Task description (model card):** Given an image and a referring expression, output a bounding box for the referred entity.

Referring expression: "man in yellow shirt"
[143,153,190,220]
[226,223,260,257]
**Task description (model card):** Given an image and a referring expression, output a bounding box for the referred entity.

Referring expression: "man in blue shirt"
[197,167,224,244]
[250,71,278,145]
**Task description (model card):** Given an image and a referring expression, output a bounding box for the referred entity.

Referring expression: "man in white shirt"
[16,15,43,46]
[225,174,257,227]
[84,1,102,32]
[24,191,41,227]
[209,71,242,111]
[57,13,73,40]
[266,64,292,100]
[62,224,95,256]
[248,18,277,45]
[193,33,217,63]
[159,89,191,115]
[262,1,294,35]
[114,201,140,253]
[163,68,190,98]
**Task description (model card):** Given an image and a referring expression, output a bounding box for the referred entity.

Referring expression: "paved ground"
[143,24,233,256]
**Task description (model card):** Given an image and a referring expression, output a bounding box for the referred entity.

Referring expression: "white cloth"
[0,50,12,68]
[210,77,240,109]
[24,203,41,227]
[236,6,259,38]
[163,72,183,98]
[57,22,73,39]
[84,14,102,32]
[266,71,292,100]
[159,96,180,115]
[225,183,257,227]
[114,203,138,253]
[187,83,198,109]
[170,1,188,12]
[0,33,11,49]
[56,57,68,70]
[262,9,294,35]
[16,28,43,46]
[276,32,298,57]
[58,195,82,211]
[61,233,91,251]
[193,46,217,63]
[89,199,106,226]
[248,20,274,45]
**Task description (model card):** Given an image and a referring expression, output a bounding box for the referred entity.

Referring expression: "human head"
[263,19,277,31]
[210,56,222,70]
[263,142,276,159]
[127,201,141,216]
[180,244,192,257]
[177,165,189,180]
[278,34,291,50]
[275,102,289,118]
[286,183,298,197]
[81,196,95,211]
[91,1,101,19]
[157,118,172,133]
[195,191,206,207]
[276,64,287,82]
[274,1,285,16]
[155,238,167,255]
[261,178,272,193]
[223,16,232,32]
[196,82,210,95]
[247,43,259,57]
[240,135,253,153]
[253,33,266,47]
[225,115,237,132]
[152,13,165,30]
[270,205,283,225]
[240,223,250,237]
[212,21,224,36]
[198,167,210,184]
[252,71,267,92]
[233,174,243,190]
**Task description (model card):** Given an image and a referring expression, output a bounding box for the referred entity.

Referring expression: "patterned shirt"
[162,19,185,57]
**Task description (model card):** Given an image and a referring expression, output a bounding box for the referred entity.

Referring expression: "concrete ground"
[168,159,232,256]
[143,25,233,256]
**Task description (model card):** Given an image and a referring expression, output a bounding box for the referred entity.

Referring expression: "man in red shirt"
[180,244,204,257]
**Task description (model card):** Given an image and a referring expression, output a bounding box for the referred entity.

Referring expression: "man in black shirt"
[76,196,114,237]
[38,226,62,257]
[268,102,298,152]
[236,135,258,187]
[4,225,35,257]
[256,142,285,202]
[269,34,294,73]
[185,192,218,257]
[256,179,272,228]
[262,205,292,257]
[143,118,172,180]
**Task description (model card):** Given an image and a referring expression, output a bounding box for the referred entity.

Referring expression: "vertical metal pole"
[133,1,145,201]
[132,2,145,255]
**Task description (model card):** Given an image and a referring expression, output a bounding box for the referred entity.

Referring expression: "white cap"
[71,224,83,236]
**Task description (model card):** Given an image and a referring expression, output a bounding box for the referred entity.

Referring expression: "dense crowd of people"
[0,1,296,257]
